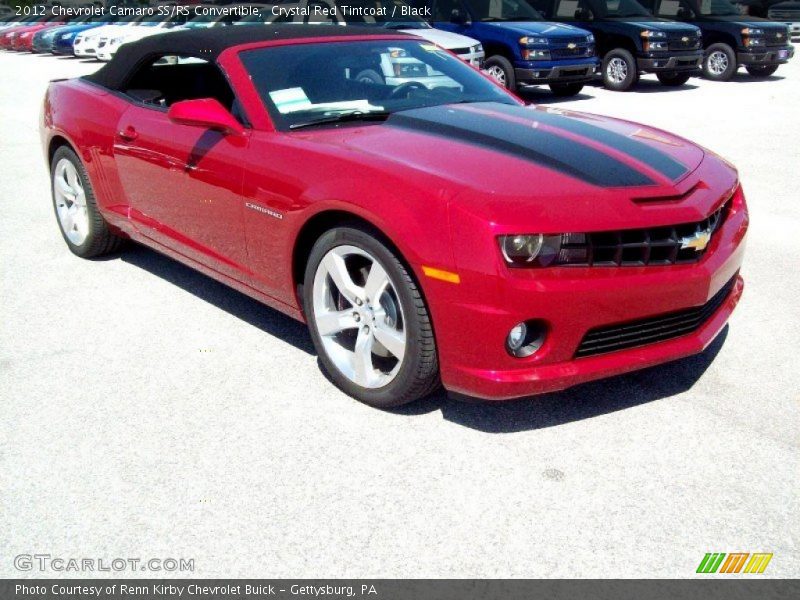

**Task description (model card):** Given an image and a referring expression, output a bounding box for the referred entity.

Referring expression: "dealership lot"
[1,50,798,578]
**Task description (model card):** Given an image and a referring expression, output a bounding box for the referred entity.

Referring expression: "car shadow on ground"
[584,78,700,93]
[391,327,728,433]
[728,73,784,83]
[116,243,727,433]
[119,243,316,355]
[518,89,596,104]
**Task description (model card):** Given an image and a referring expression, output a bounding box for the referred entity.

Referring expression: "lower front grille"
[551,46,591,59]
[575,276,737,358]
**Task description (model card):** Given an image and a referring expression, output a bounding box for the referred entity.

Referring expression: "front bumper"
[637,51,703,72]
[737,46,795,65]
[514,58,600,85]
[434,189,748,401]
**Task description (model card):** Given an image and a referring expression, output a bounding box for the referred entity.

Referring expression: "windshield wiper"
[289,111,392,131]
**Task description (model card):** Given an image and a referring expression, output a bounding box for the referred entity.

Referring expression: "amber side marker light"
[422,266,461,284]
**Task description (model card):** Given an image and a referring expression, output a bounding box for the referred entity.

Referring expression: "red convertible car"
[41,27,747,407]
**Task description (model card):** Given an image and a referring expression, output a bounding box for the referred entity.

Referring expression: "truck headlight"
[521,49,551,60]
[640,30,667,39]
[644,40,668,52]
[520,36,548,45]
[741,28,764,36]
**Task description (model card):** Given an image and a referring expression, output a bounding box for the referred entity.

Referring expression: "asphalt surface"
[1,50,798,579]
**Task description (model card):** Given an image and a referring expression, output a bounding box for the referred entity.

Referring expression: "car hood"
[704,16,790,29]
[81,24,134,39]
[400,27,480,49]
[483,21,590,38]
[609,18,700,34]
[296,102,717,227]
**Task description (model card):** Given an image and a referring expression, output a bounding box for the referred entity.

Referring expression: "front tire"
[354,68,384,85]
[484,55,516,91]
[549,82,584,97]
[745,64,779,78]
[51,146,123,258]
[303,226,439,407]
[602,49,639,91]
[656,71,692,86]
[703,43,737,81]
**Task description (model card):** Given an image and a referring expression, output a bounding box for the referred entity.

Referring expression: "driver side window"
[433,0,467,20]
[121,55,241,121]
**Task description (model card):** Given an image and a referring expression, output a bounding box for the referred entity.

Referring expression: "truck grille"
[668,34,701,51]
[552,202,727,267]
[551,46,592,59]
[575,275,737,358]
[765,29,790,46]
[768,9,800,19]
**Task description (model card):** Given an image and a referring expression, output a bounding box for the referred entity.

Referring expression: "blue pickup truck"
[414,0,599,96]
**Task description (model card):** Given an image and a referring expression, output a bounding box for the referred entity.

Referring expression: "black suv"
[642,0,794,79]
[531,0,704,90]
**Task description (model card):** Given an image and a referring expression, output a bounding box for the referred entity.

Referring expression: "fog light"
[506,321,547,358]
[507,323,527,352]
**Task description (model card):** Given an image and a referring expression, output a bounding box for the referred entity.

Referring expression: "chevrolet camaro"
[40,26,747,407]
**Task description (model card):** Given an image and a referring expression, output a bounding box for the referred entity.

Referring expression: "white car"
[239,0,484,67]
[95,12,191,61]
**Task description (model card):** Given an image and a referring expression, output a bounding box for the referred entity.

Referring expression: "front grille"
[551,46,591,59]
[575,276,737,358]
[768,9,800,19]
[451,47,470,55]
[555,202,727,267]
[668,35,702,51]
[765,29,789,46]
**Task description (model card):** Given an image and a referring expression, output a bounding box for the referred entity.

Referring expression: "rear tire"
[549,82,584,97]
[303,225,439,407]
[703,43,737,81]
[484,55,516,92]
[745,64,779,78]
[602,49,639,91]
[51,146,123,258]
[656,71,692,86]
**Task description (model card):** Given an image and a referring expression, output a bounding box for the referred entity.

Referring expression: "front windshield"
[697,0,740,15]
[241,39,515,130]
[554,0,651,18]
[653,0,738,15]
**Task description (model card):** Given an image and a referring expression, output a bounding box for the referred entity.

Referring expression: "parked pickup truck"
[734,0,800,41]
[414,0,599,96]
[642,0,794,79]
[531,0,704,90]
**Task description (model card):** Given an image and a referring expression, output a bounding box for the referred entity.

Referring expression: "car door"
[112,58,251,282]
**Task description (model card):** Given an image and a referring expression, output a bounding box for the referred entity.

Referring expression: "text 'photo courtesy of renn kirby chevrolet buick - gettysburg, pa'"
[1,0,798,594]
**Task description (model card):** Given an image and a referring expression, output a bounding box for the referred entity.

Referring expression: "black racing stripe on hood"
[487,103,689,182]
[386,104,655,188]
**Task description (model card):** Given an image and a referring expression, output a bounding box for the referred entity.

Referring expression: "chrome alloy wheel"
[606,57,628,83]
[707,51,729,76]
[53,158,89,246]
[312,245,407,389]
[485,65,507,87]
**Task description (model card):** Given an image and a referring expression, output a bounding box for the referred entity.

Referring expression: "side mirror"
[450,8,468,25]
[167,98,245,136]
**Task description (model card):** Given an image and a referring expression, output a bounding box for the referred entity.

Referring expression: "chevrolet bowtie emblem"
[679,227,713,252]
[682,36,689,42]
[567,42,577,49]
[777,33,783,38]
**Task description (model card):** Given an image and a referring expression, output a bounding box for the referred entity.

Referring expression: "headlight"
[61,32,74,40]
[586,34,595,43]
[741,28,764,36]
[519,36,548,46]
[645,40,668,52]
[640,30,667,39]
[472,44,483,53]
[744,37,764,47]
[111,37,124,44]
[521,49,551,60]
[499,234,589,267]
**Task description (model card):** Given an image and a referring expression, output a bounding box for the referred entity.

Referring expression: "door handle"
[117,126,138,142]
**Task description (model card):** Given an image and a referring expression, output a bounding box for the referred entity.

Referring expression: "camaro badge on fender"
[245,202,283,220]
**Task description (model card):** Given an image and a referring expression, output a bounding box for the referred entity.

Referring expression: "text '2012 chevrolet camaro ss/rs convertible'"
[41,26,747,407]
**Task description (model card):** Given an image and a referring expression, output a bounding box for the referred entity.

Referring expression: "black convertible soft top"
[84,25,414,90]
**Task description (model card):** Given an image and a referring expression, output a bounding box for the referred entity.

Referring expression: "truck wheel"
[656,72,692,87]
[354,69,384,85]
[703,43,737,81]
[549,82,584,97]
[484,55,516,91]
[745,64,779,78]
[602,49,638,91]
[51,146,124,258]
